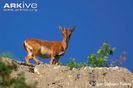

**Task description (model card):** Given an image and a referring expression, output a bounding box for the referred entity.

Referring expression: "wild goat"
[23,26,76,64]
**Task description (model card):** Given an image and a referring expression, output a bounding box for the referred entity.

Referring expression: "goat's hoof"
[37,62,43,65]
[26,63,31,65]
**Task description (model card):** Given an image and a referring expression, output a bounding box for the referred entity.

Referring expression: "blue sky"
[0,0,133,71]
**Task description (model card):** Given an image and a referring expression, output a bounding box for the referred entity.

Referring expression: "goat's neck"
[62,37,69,51]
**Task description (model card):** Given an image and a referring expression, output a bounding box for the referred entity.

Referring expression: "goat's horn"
[72,26,76,31]
[58,25,63,31]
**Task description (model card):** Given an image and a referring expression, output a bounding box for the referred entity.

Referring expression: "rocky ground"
[1,57,133,88]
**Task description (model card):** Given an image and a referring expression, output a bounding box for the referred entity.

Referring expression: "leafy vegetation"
[66,58,86,69]
[66,58,78,69]
[88,42,127,67]
[56,62,64,65]
[88,42,115,67]
[0,57,37,88]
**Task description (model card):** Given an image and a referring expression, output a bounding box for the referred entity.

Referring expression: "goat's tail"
[23,41,27,51]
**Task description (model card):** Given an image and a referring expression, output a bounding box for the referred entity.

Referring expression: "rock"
[1,58,133,88]
[17,65,133,88]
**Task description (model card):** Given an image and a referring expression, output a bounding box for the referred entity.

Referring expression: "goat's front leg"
[55,57,60,65]
[50,56,56,64]
[50,49,57,64]
[33,56,43,64]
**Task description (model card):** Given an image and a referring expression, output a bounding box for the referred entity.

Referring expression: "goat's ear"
[72,26,76,32]
[58,25,63,31]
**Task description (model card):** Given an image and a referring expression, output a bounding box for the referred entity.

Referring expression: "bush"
[56,62,64,65]
[0,57,37,88]
[66,58,86,69]
[66,58,78,69]
[87,42,127,67]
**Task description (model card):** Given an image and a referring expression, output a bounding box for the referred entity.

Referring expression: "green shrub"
[56,62,64,65]
[0,57,37,88]
[66,58,86,69]
[77,62,86,68]
[66,58,78,69]
[87,42,127,67]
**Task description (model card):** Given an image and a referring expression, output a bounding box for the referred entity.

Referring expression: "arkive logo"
[3,1,38,12]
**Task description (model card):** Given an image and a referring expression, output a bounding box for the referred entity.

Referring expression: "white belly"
[40,46,51,55]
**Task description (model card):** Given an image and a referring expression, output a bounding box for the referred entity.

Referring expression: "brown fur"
[23,27,75,64]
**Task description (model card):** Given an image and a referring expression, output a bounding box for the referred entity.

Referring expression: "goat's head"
[58,26,76,42]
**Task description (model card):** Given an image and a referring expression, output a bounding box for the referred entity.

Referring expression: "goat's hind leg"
[25,54,33,64]
[25,45,33,64]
